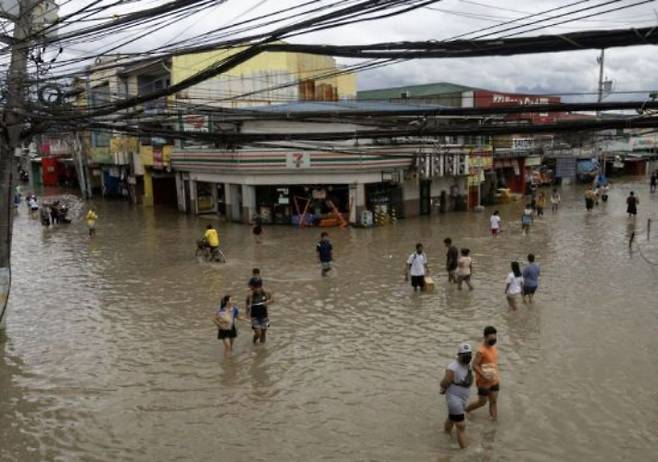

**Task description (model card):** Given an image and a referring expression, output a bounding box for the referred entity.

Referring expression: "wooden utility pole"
[0,0,33,327]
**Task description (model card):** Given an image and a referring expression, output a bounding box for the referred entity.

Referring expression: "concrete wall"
[349,183,366,224]
[175,173,186,212]
[229,184,242,222]
[241,185,256,224]
[402,177,420,217]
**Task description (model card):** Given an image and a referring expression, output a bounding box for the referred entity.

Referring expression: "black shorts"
[218,325,237,339]
[449,413,465,422]
[523,286,537,295]
[478,383,500,396]
[411,275,425,288]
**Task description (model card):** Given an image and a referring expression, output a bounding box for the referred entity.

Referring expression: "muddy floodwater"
[1,179,657,462]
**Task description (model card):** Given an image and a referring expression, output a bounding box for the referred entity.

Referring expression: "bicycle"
[195,239,227,263]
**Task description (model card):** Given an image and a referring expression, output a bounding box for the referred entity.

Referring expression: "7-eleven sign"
[286,152,310,169]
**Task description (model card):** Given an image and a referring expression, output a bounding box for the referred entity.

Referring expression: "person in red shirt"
[466,326,500,420]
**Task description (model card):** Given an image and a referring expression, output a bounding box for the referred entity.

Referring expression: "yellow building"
[172,46,357,107]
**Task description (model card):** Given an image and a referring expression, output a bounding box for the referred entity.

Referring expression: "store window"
[197,182,215,213]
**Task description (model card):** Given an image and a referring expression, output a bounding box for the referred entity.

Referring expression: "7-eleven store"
[170,148,415,225]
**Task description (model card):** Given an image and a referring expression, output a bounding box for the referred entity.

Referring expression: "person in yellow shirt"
[86,208,98,237]
[204,224,220,250]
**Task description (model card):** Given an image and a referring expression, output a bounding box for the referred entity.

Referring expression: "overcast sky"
[52,0,658,102]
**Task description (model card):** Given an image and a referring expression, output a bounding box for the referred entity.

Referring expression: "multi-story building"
[358,82,566,194]
[79,46,357,207]
[171,100,492,225]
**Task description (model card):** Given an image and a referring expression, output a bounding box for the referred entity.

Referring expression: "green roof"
[357,82,477,100]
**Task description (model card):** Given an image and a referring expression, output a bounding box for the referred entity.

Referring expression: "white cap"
[458,343,472,354]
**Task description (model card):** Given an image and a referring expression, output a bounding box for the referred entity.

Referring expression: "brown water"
[1,180,657,462]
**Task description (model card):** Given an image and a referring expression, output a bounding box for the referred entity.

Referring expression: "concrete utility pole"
[0,0,33,327]
[597,49,605,111]
[596,49,606,177]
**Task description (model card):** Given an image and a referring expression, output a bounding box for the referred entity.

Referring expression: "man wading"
[406,243,428,291]
[246,287,273,345]
[522,254,540,304]
[316,232,333,277]
[444,238,458,283]
[466,326,500,420]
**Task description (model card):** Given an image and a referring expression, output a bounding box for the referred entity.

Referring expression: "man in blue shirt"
[522,253,540,303]
[316,232,333,277]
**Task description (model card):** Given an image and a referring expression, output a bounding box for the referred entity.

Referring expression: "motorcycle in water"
[56,204,71,224]
[44,201,72,225]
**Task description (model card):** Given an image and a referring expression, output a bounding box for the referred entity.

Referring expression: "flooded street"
[1,179,657,461]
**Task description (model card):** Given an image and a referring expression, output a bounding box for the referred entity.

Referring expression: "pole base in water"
[0,267,9,330]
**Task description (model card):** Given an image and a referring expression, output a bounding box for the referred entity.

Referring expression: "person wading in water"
[444,238,459,284]
[405,243,428,291]
[440,343,474,449]
[466,326,500,420]
[214,295,246,355]
[505,261,524,311]
[626,191,639,218]
[246,287,273,345]
[550,188,561,213]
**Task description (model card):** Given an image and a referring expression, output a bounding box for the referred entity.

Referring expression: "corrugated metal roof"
[357,82,477,100]
[246,100,449,113]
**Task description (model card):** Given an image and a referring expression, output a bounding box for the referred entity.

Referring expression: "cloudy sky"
[50,0,658,101]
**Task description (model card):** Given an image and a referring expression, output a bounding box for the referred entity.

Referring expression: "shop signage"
[468,150,493,171]
[415,151,469,178]
[491,94,550,106]
[631,135,658,151]
[286,152,310,169]
[525,156,542,167]
[153,146,164,169]
[110,137,139,154]
[183,114,208,132]
[512,138,534,151]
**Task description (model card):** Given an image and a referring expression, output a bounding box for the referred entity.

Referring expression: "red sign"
[473,90,562,124]
[153,146,163,169]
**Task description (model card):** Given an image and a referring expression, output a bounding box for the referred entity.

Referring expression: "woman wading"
[214,295,246,354]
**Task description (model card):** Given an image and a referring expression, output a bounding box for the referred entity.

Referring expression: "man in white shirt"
[490,211,501,237]
[406,243,428,291]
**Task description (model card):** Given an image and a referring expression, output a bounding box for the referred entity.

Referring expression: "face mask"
[487,338,497,346]
[460,353,472,364]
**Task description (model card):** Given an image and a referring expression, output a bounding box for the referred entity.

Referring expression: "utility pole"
[0,0,33,327]
[596,49,606,177]
[597,49,605,112]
